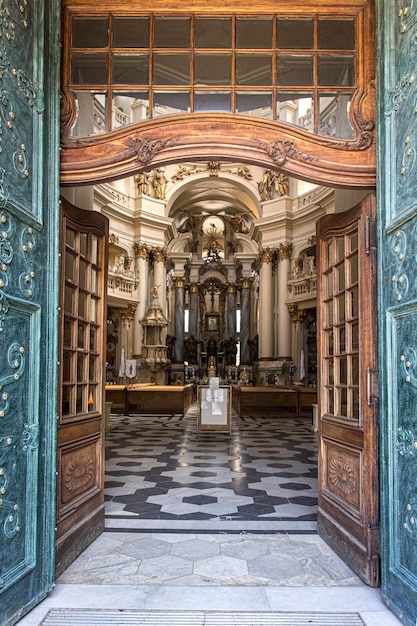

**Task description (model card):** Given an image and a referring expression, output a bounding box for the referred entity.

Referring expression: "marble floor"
[16,407,402,626]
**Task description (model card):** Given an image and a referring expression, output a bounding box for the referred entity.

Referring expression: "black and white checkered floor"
[105,406,317,533]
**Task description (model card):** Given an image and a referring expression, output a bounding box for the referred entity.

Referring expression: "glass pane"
[76,385,84,413]
[328,358,334,385]
[89,355,97,381]
[62,386,72,416]
[113,91,150,127]
[63,351,73,383]
[277,92,313,131]
[153,91,190,116]
[236,18,273,49]
[194,91,231,112]
[72,17,109,48]
[154,17,191,48]
[80,233,88,257]
[319,93,354,139]
[327,300,334,327]
[328,388,334,414]
[336,237,345,261]
[350,231,358,252]
[337,293,345,323]
[90,326,97,352]
[79,292,87,319]
[236,92,273,118]
[77,354,86,382]
[318,55,355,86]
[277,19,314,49]
[318,19,355,50]
[340,387,348,416]
[339,356,347,384]
[277,55,314,86]
[351,286,359,317]
[64,319,73,348]
[113,54,149,84]
[327,241,333,268]
[352,321,359,350]
[66,228,76,248]
[71,91,108,136]
[337,264,345,292]
[88,386,96,412]
[195,18,232,48]
[350,253,358,285]
[91,269,97,294]
[339,326,346,353]
[71,53,108,84]
[236,55,272,86]
[327,272,333,298]
[194,55,232,85]
[79,259,88,289]
[327,328,334,356]
[113,17,150,48]
[78,323,86,349]
[352,355,359,385]
[153,54,190,85]
[64,285,75,315]
[65,251,75,282]
[91,236,98,265]
[90,298,97,323]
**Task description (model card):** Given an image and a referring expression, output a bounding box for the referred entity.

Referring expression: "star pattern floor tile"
[105,407,317,530]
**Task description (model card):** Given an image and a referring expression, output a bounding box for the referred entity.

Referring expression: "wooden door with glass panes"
[56,198,108,577]
[317,195,379,586]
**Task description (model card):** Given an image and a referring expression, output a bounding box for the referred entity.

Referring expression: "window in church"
[66,12,358,140]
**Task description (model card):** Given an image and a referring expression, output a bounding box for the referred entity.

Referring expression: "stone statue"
[152,168,168,200]
[135,172,150,195]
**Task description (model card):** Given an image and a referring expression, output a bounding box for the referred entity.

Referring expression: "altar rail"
[105,384,194,416]
[233,386,317,418]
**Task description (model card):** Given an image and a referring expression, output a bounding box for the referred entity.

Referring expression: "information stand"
[197,379,231,437]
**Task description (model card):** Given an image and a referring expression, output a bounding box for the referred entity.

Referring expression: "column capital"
[227,283,237,293]
[120,302,138,327]
[134,242,150,260]
[152,246,168,264]
[173,276,185,289]
[241,277,253,289]
[189,282,199,293]
[278,243,293,261]
[259,247,274,264]
[287,303,306,322]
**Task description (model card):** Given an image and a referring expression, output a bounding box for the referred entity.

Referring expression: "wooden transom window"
[66,13,357,140]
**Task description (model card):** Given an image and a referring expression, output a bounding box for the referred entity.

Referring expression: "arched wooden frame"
[60,0,376,189]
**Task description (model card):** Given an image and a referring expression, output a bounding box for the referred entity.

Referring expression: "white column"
[258,248,274,360]
[278,243,293,360]
[133,243,150,358]
[153,247,167,315]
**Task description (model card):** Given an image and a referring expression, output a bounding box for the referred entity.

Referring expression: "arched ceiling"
[168,175,260,221]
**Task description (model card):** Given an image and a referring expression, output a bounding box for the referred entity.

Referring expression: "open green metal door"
[377,1,417,624]
[0,1,60,625]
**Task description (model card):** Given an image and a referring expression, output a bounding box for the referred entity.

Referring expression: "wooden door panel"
[317,195,379,587]
[55,199,108,577]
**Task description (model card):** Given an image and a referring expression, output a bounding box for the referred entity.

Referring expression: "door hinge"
[367,524,380,556]
[365,217,377,255]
